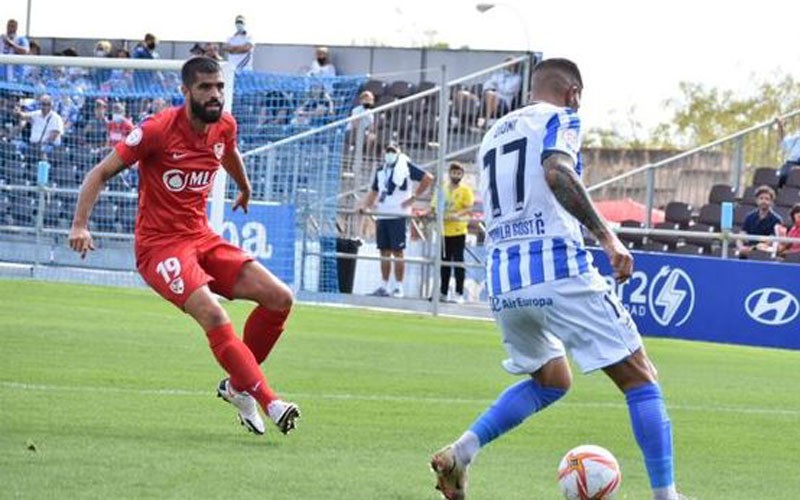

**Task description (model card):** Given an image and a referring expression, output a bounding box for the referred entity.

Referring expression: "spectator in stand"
[189,43,205,57]
[224,15,254,71]
[292,82,334,126]
[54,93,81,140]
[307,46,336,78]
[775,116,800,188]
[91,40,113,85]
[203,43,224,61]
[15,94,64,157]
[453,57,523,130]
[132,33,161,90]
[737,185,783,257]
[106,102,134,147]
[345,90,376,153]
[133,33,160,60]
[82,98,109,150]
[139,97,169,121]
[479,57,522,127]
[2,19,30,82]
[778,203,800,257]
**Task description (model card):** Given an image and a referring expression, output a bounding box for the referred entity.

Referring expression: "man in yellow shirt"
[433,162,475,303]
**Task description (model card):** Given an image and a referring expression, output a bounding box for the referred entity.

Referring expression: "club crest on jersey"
[126,127,143,146]
[562,128,579,153]
[213,142,225,160]
[169,277,185,295]
[162,168,217,192]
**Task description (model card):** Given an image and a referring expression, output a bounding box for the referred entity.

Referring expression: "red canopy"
[594,198,665,224]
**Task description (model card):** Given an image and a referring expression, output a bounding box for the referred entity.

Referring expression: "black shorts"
[376,218,406,251]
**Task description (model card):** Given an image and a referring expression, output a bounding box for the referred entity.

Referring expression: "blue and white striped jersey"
[478,102,591,296]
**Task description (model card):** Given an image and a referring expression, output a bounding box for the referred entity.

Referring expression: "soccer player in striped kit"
[431,58,686,500]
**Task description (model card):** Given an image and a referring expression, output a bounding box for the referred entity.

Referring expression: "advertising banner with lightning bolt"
[589,250,800,349]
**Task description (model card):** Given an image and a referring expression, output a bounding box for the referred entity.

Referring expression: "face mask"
[235,22,245,32]
[362,102,373,109]
[146,41,156,50]
[317,57,327,65]
[112,113,123,123]
[385,152,397,164]
[95,49,107,57]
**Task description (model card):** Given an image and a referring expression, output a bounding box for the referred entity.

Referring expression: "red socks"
[206,323,276,410]
[244,307,289,364]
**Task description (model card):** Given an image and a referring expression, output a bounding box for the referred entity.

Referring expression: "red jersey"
[114,106,237,250]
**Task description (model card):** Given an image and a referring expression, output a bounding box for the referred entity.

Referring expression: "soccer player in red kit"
[69,56,299,436]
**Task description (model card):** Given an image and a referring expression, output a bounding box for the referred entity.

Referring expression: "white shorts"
[491,269,642,374]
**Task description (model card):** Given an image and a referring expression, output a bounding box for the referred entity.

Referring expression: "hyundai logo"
[744,288,799,326]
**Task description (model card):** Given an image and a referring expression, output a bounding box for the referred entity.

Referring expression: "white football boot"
[216,378,266,435]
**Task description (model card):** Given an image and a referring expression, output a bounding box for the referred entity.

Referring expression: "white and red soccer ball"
[557,444,622,499]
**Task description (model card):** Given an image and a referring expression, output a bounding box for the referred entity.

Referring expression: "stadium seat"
[673,243,705,255]
[649,221,681,249]
[734,204,756,227]
[362,79,388,99]
[42,198,64,227]
[740,185,756,204]
[375,94,396,108]
[774,205,791,223]
[747,249,776,262]
[752,167,779,189]
[664,201,693,229]
[782,252,800,264]
[776,186,800,208]
[618,219,644,248]
[640,241,670,253]
[697,203,722,230]
[708,184,736,204]
[91,200,117,233]
[785,168,800,189]
[389,81,416,99]
[684,222,715,250]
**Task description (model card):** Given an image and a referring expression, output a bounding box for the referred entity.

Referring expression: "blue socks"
[470,379,566,446]
[625,383,675,489]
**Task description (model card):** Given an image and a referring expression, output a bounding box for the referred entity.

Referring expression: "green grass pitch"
[1,280,799,499]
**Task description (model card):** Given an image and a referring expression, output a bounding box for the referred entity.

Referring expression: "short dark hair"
[532,58,583,89]
[449,162,464,172]
[754,185,775,200]
[790,203,800,220]
[181,56,221,87]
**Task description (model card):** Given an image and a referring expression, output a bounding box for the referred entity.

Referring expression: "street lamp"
[475,2,531,52]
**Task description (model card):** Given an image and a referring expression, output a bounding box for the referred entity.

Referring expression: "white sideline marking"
[2,380,798,417]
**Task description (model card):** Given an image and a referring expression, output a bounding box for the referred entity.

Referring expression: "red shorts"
[136,232,254,309]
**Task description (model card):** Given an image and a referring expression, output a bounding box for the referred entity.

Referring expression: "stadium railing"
[0,54,365,289]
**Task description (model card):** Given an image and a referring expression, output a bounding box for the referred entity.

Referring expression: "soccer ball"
[557,444,621,499]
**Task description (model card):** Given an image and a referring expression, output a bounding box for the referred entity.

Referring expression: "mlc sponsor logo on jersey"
[744,288,799,326]
[647,266,695,327]
[162,169,217,192]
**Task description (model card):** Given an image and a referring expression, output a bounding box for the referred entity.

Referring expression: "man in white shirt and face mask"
[224,15,255,72]
[359,143,433,297]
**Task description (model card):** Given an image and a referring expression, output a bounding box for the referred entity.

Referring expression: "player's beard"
[190,94,223,123]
